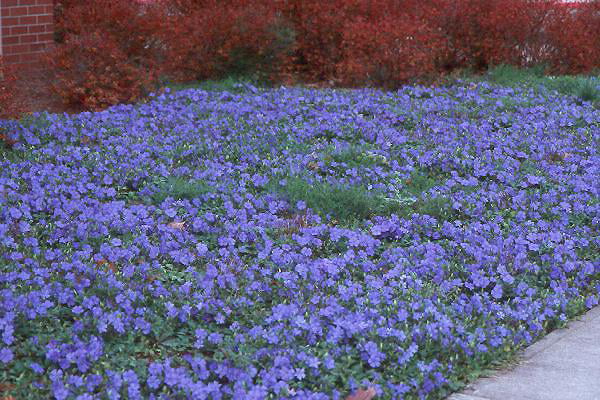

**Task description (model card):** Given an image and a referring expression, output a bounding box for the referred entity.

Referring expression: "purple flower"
[196,242,209,256]
[147,362,163,389]
[362,341,386,368]
[30,362,44,374]
[0,348,13,363]
[9,207,22,219]
[491,284,503,299]
[86,374,103,391]
[123,370,142,400]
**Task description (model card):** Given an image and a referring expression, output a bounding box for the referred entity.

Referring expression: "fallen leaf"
[0,133,17,149]
[345,387,377,400]
[80,135,98,145]
[167,221,186,230]
[307,161,320,171]
[0,382,16,400]
[95,259,117,273]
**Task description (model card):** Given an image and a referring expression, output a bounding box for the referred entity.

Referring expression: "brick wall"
[1,0,54,68]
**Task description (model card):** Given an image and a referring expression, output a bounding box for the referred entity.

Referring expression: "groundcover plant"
[0,82,599,399]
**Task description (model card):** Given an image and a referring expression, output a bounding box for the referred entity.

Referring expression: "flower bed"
[0,83,598,399]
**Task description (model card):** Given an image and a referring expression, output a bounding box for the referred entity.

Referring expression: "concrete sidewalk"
[449,306,600,400]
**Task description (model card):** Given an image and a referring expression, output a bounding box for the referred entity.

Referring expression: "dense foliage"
[45,0,600,110]
[49,0,164,111]
[0,59,23,121]
[1,82,599,399]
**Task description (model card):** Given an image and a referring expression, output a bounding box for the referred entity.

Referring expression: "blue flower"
[29,362,44,374]
[0,348,13,364]
[196,242,209,256]
[491,284,503,299]
[362,341,386,368]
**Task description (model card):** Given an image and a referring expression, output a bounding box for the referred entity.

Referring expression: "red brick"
[36,14,52,24]
[28,5,46,14]
[37,33,54,42]
[28,25,45,34]
[9,6,29,16]
[19,16,37,24]
[1,17,20,26]
[2,54,22,64]
[2,0,54,69]
[4,44,31,55]
[3,36,20,45]
[10,26,28,35]
[20,34,38,43]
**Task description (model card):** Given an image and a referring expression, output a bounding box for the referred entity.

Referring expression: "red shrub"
[162,0,293,82]
[49,0,164,110]
[433,0,558,71]
[0,59,23,120]
[338,15,446,87]
[544,1,600,74]
[54,0,165,50]
[434,0,502,71]
[278,0,449,84]
[275,0,375,82]
[50,33,158,111]
[44,0,600,103]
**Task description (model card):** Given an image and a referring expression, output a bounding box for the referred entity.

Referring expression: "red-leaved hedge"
[160,0,293,83]
[338,17,445,87]
[0,58,23,120]
[544,1,600,74]
[42,0,600,111]
[49,0,164,111]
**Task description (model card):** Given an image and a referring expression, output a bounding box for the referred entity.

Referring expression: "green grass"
[329,145,376,165]
[147,177,213,204]
[163,76,258,93]
[484,64,546,85]
[403,170,441,196]
[482,64,600,104]
[271,174,456,224]
[271,176,395,222]
[321,144,388,169]
[572,79,600,103]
